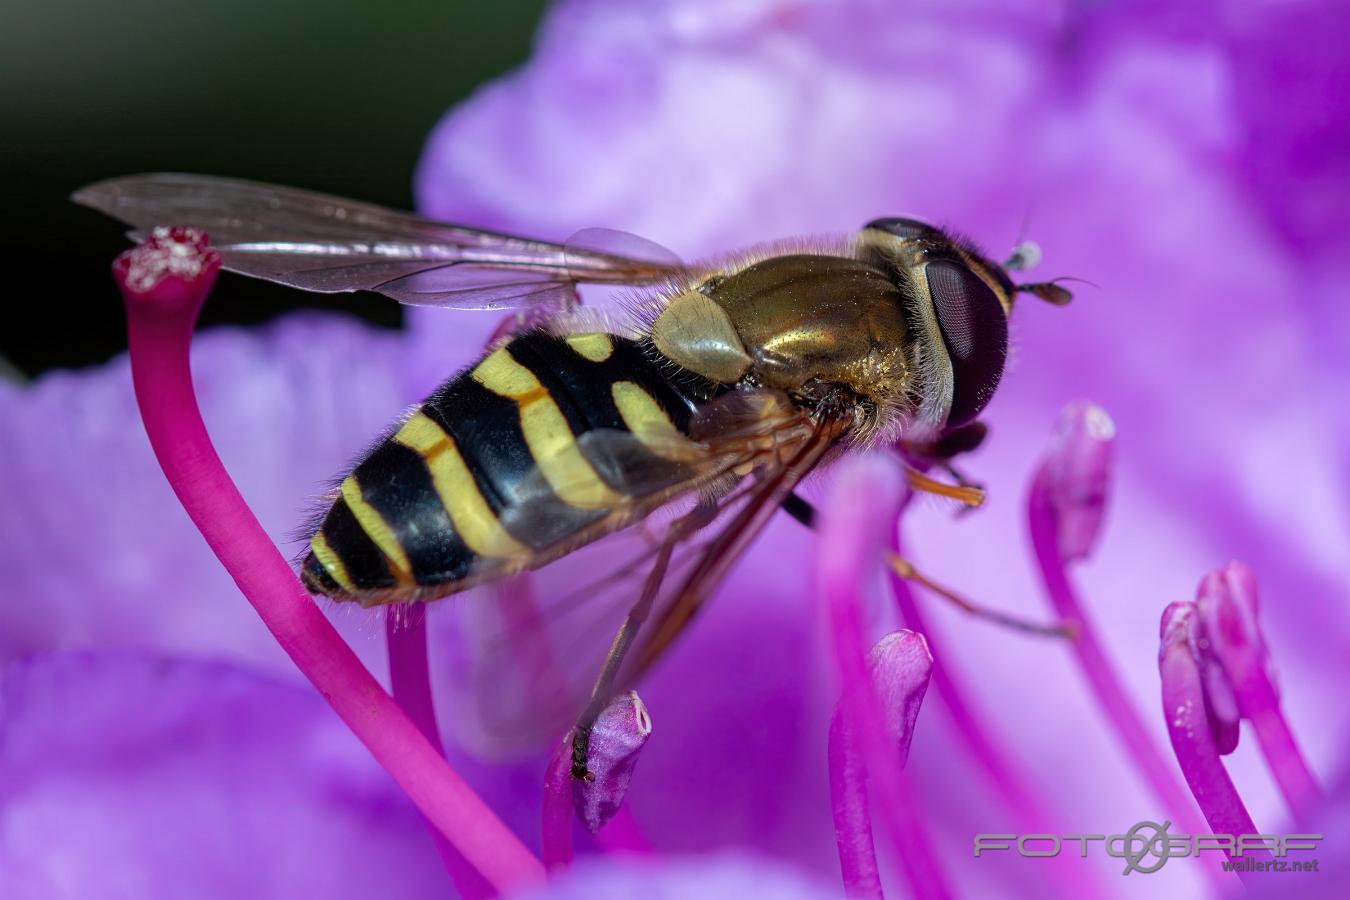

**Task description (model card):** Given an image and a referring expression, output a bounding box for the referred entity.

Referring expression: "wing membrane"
[432,394,843,756]
[73,173,686,309]
[437,485,756,756]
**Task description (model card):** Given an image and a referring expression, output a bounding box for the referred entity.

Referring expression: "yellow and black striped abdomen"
[301,331,704,604]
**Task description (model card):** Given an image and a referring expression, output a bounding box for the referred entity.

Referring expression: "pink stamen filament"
[820,458,951,900]
[592,807,654,855]
[828,705,885,900]
[119,254,543,894]
[387,605,494,899]
[1158,604,1259,883]
[542,740,575,870]
[887,522,1103,900]
[1201,564,1323,825]
[1028,473,1210,836]
[1232,667,1322,826]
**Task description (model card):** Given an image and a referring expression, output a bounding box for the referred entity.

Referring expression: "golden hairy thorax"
[651,253,913,423]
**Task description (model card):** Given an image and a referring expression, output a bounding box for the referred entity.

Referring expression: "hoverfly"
[74,174,1071,778]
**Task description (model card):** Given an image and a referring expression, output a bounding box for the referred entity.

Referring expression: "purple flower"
[505,852,840,900]
[4,0,1348,895]
[0,651,447,899]
[417,0,1348,880]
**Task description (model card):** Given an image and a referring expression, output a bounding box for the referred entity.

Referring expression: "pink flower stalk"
[1195,563,1324,825]
[386,605,494,899]
[828,630,934,900]
[1027,404,1209,836]
[591,807,654,856]
[827,703,881,900]
[542,741,576,871]
[886,523,1103,900]
[819,456,950,900]
[1158,601,1259,881]
[112,228,543,895]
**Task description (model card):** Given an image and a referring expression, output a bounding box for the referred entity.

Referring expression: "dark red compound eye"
[925,259,1008,427]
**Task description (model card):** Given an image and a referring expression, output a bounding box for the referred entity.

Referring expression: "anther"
[572,691,654,834]
[1039,402,1114,563]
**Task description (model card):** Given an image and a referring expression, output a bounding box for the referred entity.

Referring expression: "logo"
[974,823,1322,876]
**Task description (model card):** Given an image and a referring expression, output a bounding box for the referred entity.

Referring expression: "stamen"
[1195,563,1323,824]
[887,519,1104,899]
[828,631,934,900]
[542,739,575,871]
[1028,404,1218,852]
[592,807,655,855]
[1158,602,1259,880]
[819,456,951,900]
[1039,402,1114,563]
[827,705,882,900]
[113,226,222,309]
[573,691,654,834]
[542,693,654,867]
[386,605,493,899]
[1190,589,1243,756]
[113,230,543,893]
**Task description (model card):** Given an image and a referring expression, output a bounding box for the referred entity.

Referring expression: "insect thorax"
[650,251,921,443]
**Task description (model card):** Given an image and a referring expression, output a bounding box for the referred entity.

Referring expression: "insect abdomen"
[301,331,701,604]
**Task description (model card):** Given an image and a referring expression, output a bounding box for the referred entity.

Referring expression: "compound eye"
[865,217,934,240]
[925,259,1008,427]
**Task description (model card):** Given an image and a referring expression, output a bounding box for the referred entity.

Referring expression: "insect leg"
[780,492,1073,639]
[885,553,1074,638]
[779,491,816,528]
[904,466,985,507]
[628,416,847,684]
[898,421,989,514]
[569,500,717,780]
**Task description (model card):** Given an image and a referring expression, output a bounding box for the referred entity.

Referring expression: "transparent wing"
[437,510,719,757]
[431,392,837,757]
[72,173,688,309]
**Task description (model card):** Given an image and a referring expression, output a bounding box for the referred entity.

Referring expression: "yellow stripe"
[472,347,545,400]
[611,381,695,459]
[519,396,621,509]
[565,332,614,363]
[309,531,354,592]
[340,477,414,584]
[473,344,620,511]
[394,413,527,559]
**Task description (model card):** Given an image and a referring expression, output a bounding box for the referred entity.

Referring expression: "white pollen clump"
[123,230,210,293]
[1083,404,1117,440]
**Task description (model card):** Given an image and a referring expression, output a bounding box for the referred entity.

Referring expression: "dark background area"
[1,1,546,378]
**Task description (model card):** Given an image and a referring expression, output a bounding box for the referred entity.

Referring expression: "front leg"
[899,421,989,513]
[570,500,717,780]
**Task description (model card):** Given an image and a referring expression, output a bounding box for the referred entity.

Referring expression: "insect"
[75,174,1072,778]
